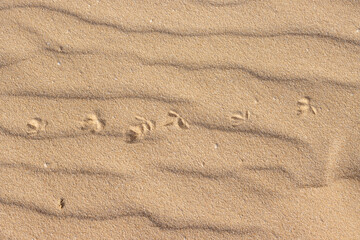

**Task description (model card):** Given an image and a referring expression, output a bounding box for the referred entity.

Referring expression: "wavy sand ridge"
[0,0,359,239]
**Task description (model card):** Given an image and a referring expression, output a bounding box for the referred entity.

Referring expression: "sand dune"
[1,0,359,239]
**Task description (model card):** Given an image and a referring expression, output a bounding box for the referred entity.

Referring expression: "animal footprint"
[297,97,317,115]
[80,113,105,133]
[231,111,250,126]
[165,110,190,129]
[26,118,48,135]
[125,116,156,143]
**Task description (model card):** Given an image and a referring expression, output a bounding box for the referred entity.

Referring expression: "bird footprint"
[297,97,317,115]
[125,116,156,143]
[80,113,106,133]
[231,111,250,127]
[164,110,190,129]
[26,118,48,135]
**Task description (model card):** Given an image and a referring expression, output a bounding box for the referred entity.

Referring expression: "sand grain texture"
[0,0,359,239]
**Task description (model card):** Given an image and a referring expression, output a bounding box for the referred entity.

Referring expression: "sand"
[0,0,359,239]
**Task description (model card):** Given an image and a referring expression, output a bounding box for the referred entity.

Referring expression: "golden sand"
[0,0,359,239]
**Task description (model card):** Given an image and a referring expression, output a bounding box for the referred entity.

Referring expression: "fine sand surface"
[1,0,360,239]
